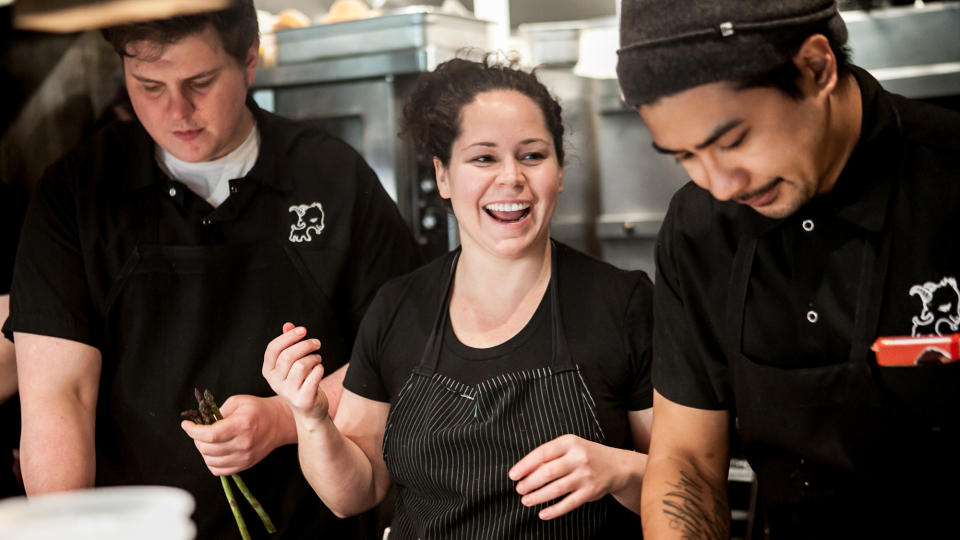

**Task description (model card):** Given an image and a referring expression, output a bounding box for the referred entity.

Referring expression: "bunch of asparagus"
[182,388,277,539]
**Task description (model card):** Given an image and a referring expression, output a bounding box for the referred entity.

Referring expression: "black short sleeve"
[343,285,394,403]
[0,184,27,294]
[623,276,655,411]
[343,253,449,403]
[3,158,100,345]
[652,191,731,410]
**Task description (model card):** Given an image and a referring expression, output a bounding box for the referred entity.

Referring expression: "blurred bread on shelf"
[256,8,311,68]
[273,8,311,30]
[322,0,373,24]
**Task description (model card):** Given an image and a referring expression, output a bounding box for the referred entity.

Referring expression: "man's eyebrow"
[651,140,678,155]
[130,73,160,84]
[695,119,743,150]
[129,68,220,85]
[185,68,220,82]
[650,118,744,155]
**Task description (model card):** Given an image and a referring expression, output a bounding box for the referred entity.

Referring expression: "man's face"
[639,81,831,219]
[124,25,257,163]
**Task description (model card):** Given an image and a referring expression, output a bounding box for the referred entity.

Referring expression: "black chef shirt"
[654,65,960,407]
[653,65,960,534]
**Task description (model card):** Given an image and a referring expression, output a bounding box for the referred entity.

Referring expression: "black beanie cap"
[616,0,848,106]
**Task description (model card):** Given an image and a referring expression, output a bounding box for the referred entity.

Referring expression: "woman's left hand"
[508,434,625,520]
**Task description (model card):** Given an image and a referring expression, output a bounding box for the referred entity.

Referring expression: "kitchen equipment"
[275,9,489,65]
[0,486,195,540]
[843,1,960,99]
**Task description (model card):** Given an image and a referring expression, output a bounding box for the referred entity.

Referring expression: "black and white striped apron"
[382,248,609,539]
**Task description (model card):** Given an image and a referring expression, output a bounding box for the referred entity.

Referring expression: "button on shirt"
[742,209,868,369]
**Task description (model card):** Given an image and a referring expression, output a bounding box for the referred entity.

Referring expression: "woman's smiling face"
[435,89,563,259]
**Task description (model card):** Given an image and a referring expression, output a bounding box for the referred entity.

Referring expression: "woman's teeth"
[484,202,530,212]
[484,202,531,223]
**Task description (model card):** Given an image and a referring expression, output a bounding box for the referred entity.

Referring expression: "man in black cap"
[616,0,960,537]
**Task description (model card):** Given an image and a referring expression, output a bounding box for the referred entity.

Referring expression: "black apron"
[95,192,365,539]
[724,102,959,537]
[382,247,614,539]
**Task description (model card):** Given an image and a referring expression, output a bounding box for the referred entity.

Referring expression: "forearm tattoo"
[661,465,729,540]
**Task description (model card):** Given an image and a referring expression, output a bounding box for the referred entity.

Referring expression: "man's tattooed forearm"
[661,466,729,540]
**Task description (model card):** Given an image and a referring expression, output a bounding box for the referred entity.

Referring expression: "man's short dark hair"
[101,0,258,65]
[735,22,852,100]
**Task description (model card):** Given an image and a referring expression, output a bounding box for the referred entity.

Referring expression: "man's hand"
[180,394,295,476]
[262,323,330,425]
[509,434,629,520]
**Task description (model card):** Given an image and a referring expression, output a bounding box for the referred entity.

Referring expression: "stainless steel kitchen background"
[250,0,960,276]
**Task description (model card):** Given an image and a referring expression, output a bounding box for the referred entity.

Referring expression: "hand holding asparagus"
[181,388,277,539]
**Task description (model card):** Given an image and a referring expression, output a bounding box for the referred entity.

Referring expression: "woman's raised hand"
[262,322,329,422]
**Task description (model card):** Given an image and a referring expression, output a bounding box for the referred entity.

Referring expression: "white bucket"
[0,486,195,540]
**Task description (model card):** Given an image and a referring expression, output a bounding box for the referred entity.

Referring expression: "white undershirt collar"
[156,124,260,208]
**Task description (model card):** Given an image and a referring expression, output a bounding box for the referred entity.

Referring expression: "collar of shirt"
[121,96,299,195]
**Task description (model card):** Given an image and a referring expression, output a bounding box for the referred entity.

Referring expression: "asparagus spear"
[203,389,278,534]
[222,475,252,540]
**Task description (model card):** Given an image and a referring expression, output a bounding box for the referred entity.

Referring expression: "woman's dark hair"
[735,23,852,99]
[402,55,564,166]
[101,0,258,65]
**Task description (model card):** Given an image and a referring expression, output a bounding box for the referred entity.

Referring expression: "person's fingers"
[207,463,243,477]
[292,354,323,380]
[537,490,589,520]
[263,326,307,375]
[218,395,241,416]
[516,456,575,496]
[180,419,207,440]
[510,437,569,482]
[282,322,296,333]
[193,438,233,458]
[521,473,577,506]
[286,358,309,388]
[180,418,233,444]
[274,339,322,381]
[300,361,325,392]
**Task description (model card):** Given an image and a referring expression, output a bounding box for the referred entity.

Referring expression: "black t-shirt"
[345,241,654,451]
[437,284,552,386]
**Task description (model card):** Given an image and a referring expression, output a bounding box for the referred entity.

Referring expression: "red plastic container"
[871,334,960,366]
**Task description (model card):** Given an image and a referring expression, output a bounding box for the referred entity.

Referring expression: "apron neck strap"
[414,242,574,377]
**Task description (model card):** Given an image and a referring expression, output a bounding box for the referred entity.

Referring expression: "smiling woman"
[262,56,657,539]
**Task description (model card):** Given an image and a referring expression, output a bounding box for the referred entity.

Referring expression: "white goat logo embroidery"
[288,202,325,243]
[909,277,960,336]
